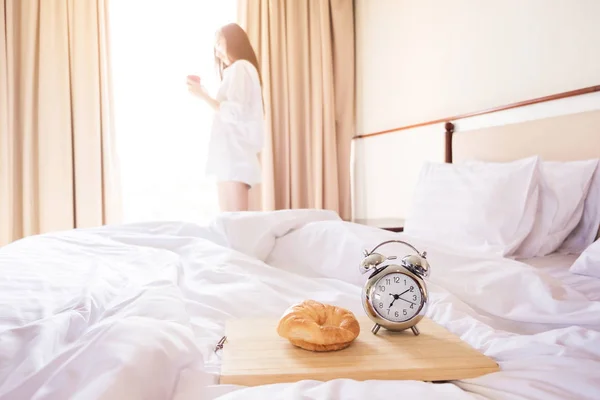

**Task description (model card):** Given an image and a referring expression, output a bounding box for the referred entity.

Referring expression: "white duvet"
[0,209,599,400]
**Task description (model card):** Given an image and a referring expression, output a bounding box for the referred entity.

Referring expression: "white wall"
[353,0,600,220]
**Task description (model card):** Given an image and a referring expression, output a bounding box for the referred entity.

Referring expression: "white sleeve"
[218,62,254,124]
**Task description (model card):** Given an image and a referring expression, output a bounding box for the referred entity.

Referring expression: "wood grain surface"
[220,316,499,386]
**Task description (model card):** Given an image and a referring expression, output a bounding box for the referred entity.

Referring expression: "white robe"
[205,59,265,187]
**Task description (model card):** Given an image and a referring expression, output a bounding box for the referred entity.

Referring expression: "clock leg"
[371,324,381,335]
[411,325,420,336]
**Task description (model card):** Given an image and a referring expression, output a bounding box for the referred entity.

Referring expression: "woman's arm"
[198,90,220,111]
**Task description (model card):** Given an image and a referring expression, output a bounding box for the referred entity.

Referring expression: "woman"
[187,23,265,212]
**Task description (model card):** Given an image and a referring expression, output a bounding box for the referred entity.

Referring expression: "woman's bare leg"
[217,181,250,212]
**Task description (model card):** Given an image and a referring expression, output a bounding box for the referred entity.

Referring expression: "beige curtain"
[238,0,355,221]
[0,0,120,247]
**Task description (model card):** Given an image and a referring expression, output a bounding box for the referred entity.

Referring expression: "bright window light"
[108,1,237,224]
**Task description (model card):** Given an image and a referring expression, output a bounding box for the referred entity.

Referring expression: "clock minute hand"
[389,290,410,308]
[398,297,416,306]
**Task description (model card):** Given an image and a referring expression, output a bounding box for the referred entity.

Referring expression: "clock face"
[371,272,423,322]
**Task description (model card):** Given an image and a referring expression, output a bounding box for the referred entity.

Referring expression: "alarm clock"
[359,239,430,336]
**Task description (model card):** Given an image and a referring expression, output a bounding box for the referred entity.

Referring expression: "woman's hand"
[186,74,220,111]
[186,75,205,98]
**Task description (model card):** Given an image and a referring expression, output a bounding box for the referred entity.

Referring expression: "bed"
[1,105,600,399]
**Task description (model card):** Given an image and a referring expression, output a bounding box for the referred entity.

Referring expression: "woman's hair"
[215,23,262,87]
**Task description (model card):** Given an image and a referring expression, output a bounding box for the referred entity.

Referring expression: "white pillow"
[569,239,600,279]
[514,159,598,258]
[404,156,540,256]
[559,162,600,254]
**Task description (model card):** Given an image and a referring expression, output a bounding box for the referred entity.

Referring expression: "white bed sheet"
[0,210,598,400]
[520,253,600,301]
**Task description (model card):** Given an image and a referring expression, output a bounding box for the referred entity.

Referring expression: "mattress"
[521,253,600,301]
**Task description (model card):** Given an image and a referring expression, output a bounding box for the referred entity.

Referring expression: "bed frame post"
[444,122,455,163]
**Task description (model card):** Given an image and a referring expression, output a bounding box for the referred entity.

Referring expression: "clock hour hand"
[389,288,410,306]
[388,293,397,308]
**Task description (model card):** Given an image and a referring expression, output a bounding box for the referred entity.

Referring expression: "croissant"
[276,300,361,352]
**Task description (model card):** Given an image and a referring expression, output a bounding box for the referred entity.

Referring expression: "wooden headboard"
[444,109,600,164]
[352,84,600,228]
[441,85,600,163]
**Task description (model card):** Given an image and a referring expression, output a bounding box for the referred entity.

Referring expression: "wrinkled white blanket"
[0,209,599,400]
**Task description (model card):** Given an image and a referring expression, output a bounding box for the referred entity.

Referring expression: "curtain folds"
[238,0,355,220]
[0,0,120,246]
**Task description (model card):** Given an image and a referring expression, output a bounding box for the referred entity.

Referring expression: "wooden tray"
[219,316,499,386]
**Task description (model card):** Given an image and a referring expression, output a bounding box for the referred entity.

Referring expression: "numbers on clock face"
[371,272,422,322]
